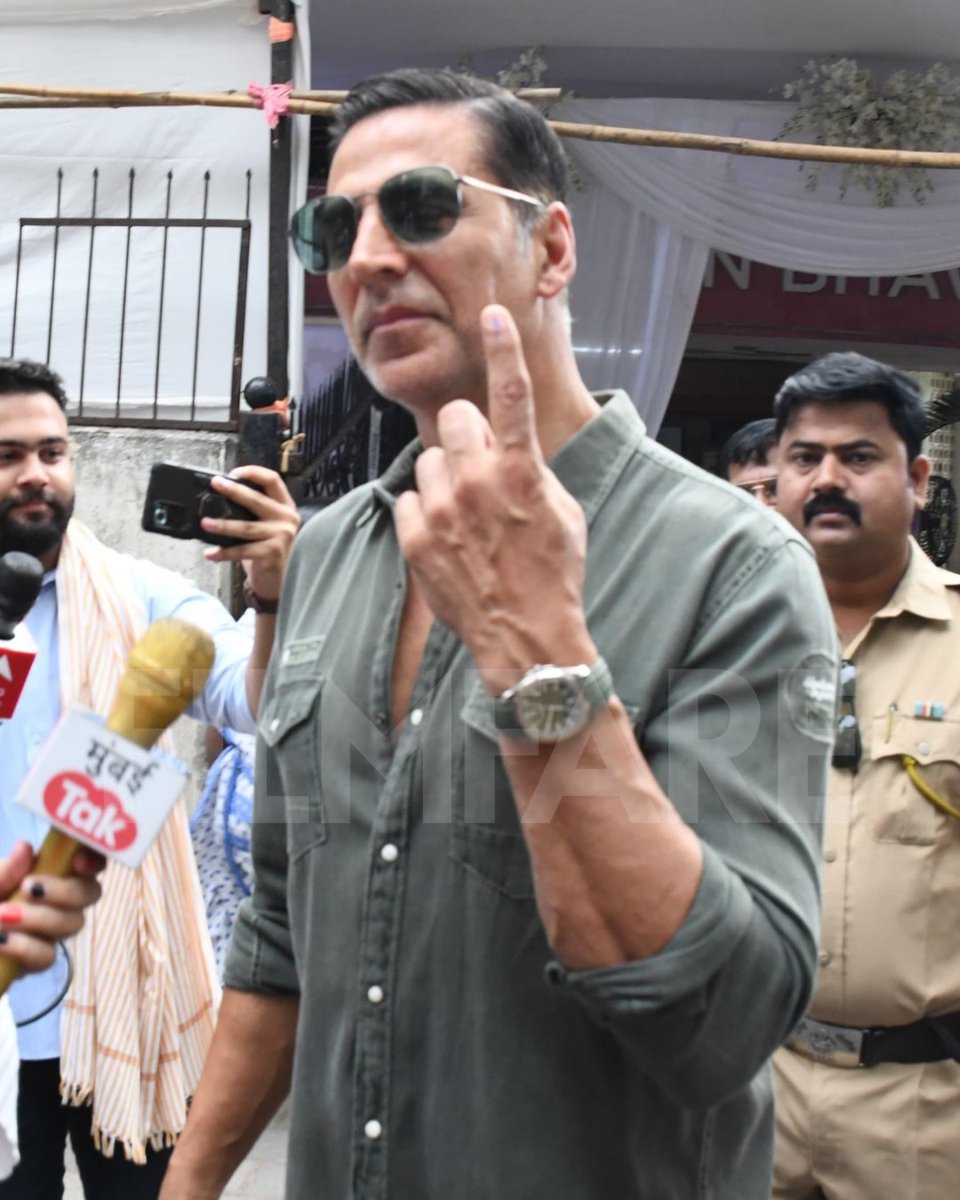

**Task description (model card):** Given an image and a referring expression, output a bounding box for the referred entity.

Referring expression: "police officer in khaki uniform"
[772,351,960,1200]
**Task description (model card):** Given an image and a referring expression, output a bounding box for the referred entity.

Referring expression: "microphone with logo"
[0,617,215,996]
[0,552,43,723]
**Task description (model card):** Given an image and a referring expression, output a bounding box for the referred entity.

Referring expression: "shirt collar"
[361,390,645,524]
[874,537,960,624]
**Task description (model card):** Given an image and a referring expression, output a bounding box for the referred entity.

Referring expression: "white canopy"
[561,96,960,433]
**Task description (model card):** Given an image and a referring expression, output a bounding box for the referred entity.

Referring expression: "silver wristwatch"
[493,658,614,742]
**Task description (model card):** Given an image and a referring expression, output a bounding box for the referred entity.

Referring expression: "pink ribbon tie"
[248,81,293,129]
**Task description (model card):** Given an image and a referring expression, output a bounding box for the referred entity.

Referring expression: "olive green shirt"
[225,392,836,1200]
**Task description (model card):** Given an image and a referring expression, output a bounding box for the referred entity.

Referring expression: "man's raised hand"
[394,305,596,692]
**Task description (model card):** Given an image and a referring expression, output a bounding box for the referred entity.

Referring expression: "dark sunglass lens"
[832,660,861,771]
[832,715,862,771]
[381,168,461,245]
[289,196,357,273]
[314,195,360,271]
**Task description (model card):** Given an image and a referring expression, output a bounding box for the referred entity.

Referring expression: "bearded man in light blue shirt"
[0,357,298,1199]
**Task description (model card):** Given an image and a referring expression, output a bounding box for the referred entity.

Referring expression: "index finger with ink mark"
[481,305,541,457]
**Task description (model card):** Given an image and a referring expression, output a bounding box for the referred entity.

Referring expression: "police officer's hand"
[394,304,596,692]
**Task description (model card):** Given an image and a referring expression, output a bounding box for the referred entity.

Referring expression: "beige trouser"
[772,1043,960,1200]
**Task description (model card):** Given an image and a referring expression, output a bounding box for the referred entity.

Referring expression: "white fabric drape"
[0,3,309,418]
[561,97,960,433]
[0,1,247,20]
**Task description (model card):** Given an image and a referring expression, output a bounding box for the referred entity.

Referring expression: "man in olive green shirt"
[163,69,835,1200]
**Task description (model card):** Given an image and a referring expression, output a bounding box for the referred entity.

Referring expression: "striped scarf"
[55,520,220,1162]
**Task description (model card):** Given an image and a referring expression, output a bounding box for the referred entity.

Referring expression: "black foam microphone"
[0,551,43,641]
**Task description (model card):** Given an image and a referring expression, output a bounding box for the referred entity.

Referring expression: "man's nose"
[16,453,50,490]
[811,454,846,492]
[346,204,409,280]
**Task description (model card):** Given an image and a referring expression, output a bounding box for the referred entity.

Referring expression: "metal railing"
[5,167,252,430]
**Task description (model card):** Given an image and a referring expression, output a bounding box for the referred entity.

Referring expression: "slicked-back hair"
[774,352,926,463]
[329,68,569,228]
[0,358,69,411]
[721,418,778,477]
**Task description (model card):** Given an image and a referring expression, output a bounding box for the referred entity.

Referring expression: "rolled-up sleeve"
[223,723,299,994]
[547,538,834,1108]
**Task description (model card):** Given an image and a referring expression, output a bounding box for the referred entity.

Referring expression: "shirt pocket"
[260,672,326,861]
[871,714,960,845]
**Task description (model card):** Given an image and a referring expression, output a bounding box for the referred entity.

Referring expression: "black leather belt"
[787,1012,960,1069]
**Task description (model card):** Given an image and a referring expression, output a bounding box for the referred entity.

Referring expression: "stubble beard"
[0,492,74,558]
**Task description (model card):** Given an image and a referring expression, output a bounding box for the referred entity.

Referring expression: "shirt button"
[367,984,384,1004]
[375,712,389,729]
[364,1119,382,1140]
[409,707,424,727]
[269,718,280,733]
[819,950,832,967]
[823,850,836,863]
[917,741,931,756]
[380,843,399,863]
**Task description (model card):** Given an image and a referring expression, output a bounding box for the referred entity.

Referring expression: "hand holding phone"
[141,463,265,548]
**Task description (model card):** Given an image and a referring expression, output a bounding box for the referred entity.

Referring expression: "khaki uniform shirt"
[811,539,960,1027]
[773,542,960,1200]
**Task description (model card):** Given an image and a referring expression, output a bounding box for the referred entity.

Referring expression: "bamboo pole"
[0,82,958,170]
[0,83,338,117]
[548,119,960,171]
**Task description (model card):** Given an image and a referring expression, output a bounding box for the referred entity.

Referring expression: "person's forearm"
[244,612,277,718]
[160,987,298,1200]
[503,696,703,970]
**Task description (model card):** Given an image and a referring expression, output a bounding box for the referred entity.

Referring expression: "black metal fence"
[5,167,252,430]
[293,357,417,504]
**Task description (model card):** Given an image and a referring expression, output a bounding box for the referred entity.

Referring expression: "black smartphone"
[141,462,264,548]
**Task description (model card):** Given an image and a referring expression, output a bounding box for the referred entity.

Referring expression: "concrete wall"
[70,426,241,809]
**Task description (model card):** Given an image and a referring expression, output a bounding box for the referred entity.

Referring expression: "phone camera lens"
[152,503,169,528]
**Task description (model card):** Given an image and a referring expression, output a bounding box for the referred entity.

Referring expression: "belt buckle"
[787,1016,865,1069]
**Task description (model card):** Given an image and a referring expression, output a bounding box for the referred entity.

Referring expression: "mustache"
[803,490,862,526]
[0,488,65,516]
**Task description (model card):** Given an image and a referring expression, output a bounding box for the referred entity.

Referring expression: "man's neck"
[820,542,911,645]
[414,355,599,459]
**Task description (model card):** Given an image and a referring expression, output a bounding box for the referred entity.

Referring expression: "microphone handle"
[0,618,215,997]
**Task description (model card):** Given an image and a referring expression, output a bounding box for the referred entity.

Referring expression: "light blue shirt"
[0,555,255,1060]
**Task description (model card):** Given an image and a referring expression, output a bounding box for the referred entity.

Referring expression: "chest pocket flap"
[870,713,960,844]
[259,649,327,858]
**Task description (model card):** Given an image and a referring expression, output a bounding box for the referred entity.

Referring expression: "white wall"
[72,427,241,810]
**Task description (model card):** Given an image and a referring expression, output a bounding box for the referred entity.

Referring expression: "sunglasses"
[734,476,778,501]
[289,165,545,275]
[832,659,862,772]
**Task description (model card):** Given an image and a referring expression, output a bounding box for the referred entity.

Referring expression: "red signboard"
[692,254,960,348]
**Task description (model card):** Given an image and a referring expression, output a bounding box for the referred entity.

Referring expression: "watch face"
[515,673,591,741]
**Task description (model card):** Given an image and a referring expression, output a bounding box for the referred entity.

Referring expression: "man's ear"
[910,453,931,510]
[534,202,576,299]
